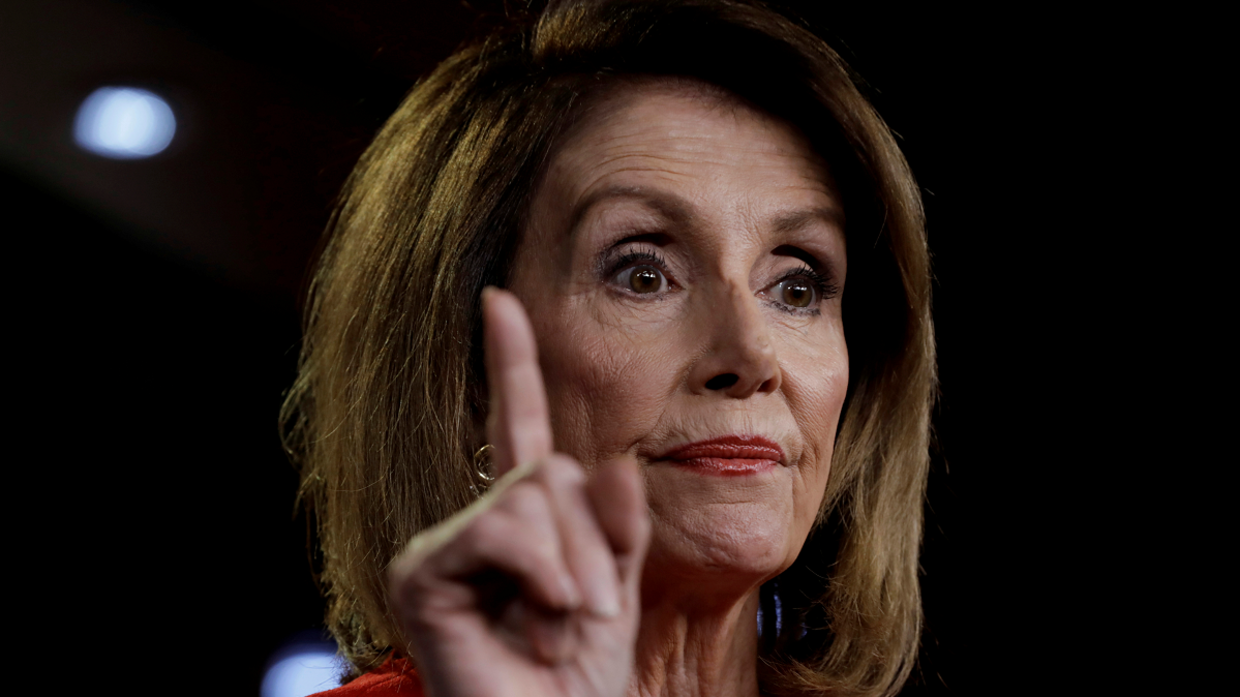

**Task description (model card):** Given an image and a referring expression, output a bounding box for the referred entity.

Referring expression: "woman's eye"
[777,278,816,308]
[615,264,667,294]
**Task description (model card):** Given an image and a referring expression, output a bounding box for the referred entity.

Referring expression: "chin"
[644,494,801,591]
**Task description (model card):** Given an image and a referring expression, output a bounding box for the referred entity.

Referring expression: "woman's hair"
[281,1,935,695]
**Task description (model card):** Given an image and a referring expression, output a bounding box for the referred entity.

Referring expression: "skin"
[389,82,849,697]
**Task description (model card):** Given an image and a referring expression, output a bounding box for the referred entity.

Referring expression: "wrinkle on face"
[509,81,848,599]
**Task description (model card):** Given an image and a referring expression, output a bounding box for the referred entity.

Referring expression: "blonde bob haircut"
[281,1,935,695]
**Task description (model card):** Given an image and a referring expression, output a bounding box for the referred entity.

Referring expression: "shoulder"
[310,655,425,697]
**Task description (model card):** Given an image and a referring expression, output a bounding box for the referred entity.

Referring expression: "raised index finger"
[482,287,554,476]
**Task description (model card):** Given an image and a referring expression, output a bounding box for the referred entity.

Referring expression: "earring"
[471,444,496,496]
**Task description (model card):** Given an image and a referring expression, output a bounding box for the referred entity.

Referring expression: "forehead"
[533,81,840,232]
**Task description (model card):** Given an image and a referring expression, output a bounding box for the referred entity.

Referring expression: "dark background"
[3,1,1163,694]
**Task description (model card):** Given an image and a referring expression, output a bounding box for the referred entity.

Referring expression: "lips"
[659,435,784,476]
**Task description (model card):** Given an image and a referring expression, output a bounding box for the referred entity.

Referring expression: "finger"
[483,287,554,476]
[390,484,582,615]
[586,455,650,587]
[534,454,622,618]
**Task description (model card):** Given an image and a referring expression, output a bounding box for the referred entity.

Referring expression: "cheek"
[780,330,849,519]
[530,302,681,468]
[795,372,847,473]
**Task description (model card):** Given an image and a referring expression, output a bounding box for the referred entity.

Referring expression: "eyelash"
[604,249,669,278]
[600,248,674,297]
[601,246,837,311]
[771,265,839,313]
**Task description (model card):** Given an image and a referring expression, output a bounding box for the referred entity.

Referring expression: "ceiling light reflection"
[261,646,343,697]
[74,87,176,159]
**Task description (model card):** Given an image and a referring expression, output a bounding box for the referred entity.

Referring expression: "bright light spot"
[261,647,343,697]
[74,87,176,159]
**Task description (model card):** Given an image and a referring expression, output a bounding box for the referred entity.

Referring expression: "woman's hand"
[388,288,650,697]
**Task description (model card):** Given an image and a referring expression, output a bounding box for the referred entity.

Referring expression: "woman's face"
[509,83,848,594]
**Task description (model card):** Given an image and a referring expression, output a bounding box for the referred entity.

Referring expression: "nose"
[688,280,781,398]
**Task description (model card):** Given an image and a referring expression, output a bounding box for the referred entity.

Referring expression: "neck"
[628,582,763,697]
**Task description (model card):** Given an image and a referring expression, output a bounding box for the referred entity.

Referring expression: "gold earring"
[471,444,496,496]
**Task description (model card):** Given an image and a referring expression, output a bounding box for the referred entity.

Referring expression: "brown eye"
[627,265,665,294]
[780,279,815,308]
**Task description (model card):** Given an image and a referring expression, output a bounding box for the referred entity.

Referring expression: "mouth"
[657,435,784,476]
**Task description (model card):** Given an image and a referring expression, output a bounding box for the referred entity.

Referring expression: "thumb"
[585,455,649,587]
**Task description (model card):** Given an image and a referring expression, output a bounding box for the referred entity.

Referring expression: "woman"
[281,1,935,695]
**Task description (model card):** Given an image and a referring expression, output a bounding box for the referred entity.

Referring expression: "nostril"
[705,374,739,391]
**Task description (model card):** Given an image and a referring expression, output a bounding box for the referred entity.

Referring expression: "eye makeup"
[592,235,840,313]
[601,248,671,280]
[594,230,675,283]
[762,264,837,316]
[773,264,839,299]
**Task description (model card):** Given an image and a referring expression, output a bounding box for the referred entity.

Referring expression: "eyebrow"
[771,206,845,234]
[566,185,693,237]
[565,184,844,239]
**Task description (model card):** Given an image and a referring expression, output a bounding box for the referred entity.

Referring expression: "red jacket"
[311,655,425,697]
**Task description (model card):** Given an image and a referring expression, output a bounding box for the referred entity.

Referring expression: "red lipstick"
[660,435,784,476]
